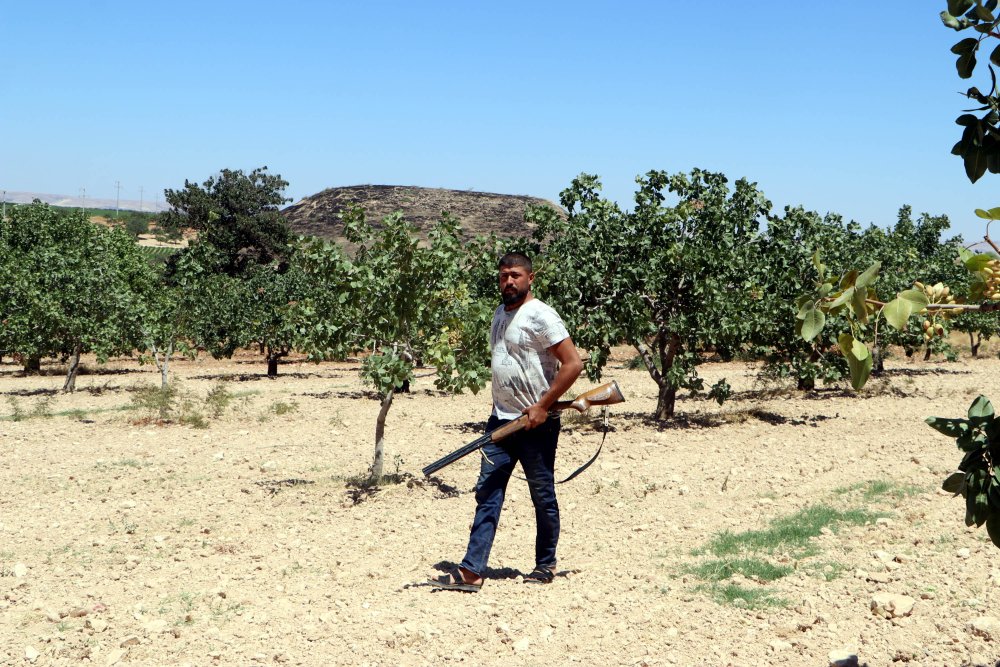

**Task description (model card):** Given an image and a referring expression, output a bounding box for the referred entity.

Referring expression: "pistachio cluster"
[913,281,956,342]
[981,259,1000,300]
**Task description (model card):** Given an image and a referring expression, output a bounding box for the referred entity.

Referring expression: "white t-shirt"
[490,298,570,420]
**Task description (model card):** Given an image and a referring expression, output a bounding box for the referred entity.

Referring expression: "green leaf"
[943,471,967,495]
[974,206,1000,219]
[952,36,980,55]
[898,288,929,308]
[991,43,1000,67]
[986,514,1000,548]
[847,350,872,391]
[966,146,989,181]
[926,416,971,438]
[978,2,996,21]
[840,270,859,289]
[949,0,975,16]
[965,252,996,271]
[968,395,995,423]
[839,333,872,390]
[800,307,825,342]
[851,286,869,323]
[811,249,824,276]
[958,48,979,79]
[854,262,880,289]
[828,286,855,309]
[882,297,913,330]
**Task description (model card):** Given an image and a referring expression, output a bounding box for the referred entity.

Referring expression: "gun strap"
[482,407,609,486]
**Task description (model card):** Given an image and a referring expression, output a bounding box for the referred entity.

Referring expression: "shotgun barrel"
[421,381,624,477]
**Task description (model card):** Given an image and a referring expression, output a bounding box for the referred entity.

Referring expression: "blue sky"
[0,2,992,241]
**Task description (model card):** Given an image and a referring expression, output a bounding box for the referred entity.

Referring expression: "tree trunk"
[654,381,676,419]
[871,346,885,377]
[23,356,41,374]
[652,331,681,419]
[63,344,82,392]
[797,375,815,391]
[923,346,932,362]
[160,353,170,389]
[971,332,981,358]
[152,339,173,389]
[266,345,285,377]
[371,389,394,480]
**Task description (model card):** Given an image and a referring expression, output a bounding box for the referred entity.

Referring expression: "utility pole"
[115,180,121,219]
[139,185,144,213]
[2,190,6,220]
[80,187,86,215]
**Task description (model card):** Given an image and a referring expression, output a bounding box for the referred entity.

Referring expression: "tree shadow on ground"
[296,389,381,401]
[188,372,329,382]
[612,409,837,431]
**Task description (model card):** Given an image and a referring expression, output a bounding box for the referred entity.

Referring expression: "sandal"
[428,568,482,592]
[523,565,554,584]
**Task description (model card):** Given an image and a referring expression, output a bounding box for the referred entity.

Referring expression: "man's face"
[499,264,533,306]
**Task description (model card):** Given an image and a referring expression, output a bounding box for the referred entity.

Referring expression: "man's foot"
[523,564,555,584]
[428,566,483,592]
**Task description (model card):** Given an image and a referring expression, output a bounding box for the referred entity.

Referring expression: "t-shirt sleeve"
[532,304,570,349]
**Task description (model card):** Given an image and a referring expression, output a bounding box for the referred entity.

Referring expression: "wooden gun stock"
[422,381,625,476]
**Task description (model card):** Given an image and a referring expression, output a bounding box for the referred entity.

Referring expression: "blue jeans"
[460,415,560,576]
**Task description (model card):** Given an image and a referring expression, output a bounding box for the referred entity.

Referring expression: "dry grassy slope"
[281,185,564,244]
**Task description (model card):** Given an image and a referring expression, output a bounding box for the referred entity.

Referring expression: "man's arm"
[522,336,584,429]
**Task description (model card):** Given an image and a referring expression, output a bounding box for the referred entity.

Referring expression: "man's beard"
[502,286,527,306]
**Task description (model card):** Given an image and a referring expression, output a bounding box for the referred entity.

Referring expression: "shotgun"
[422,381,625,477]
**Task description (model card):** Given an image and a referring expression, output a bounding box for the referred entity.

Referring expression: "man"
[431,251,583,592]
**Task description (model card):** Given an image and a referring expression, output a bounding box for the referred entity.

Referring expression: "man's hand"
[523,336,583,430]
[522,403,549,430]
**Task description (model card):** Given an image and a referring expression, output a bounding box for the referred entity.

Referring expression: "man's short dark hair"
[498,252,532,273]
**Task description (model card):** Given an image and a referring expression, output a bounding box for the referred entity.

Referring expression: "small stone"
[870,593,915,619]
[24,646,39,663]
[678,486,690,496]
[968,616,1000,641]
[770,639,793,651]
[214,452,225,460]
[958,547,972,559]
[12,563,27,577]
[121,500,136,509]
[120,635,141,648]
[513,637,531,652]
[87,618,109,633]
[105,648,126,666]
[44,610,60,623]
[260,461,277,472]
[875,517,892,526]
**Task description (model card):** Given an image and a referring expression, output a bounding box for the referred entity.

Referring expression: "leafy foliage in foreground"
[928,395,1000,547]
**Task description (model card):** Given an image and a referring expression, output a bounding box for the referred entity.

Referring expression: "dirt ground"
[3,345,1000,667]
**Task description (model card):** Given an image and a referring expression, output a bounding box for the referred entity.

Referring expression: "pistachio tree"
[529,170,770,419]
[0,202,155,390]
[294,208,499,480]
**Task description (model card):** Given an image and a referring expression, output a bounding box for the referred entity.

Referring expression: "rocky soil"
[3,348,1000,666]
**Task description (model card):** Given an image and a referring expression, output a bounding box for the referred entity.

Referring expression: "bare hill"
[281,185,563,243]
